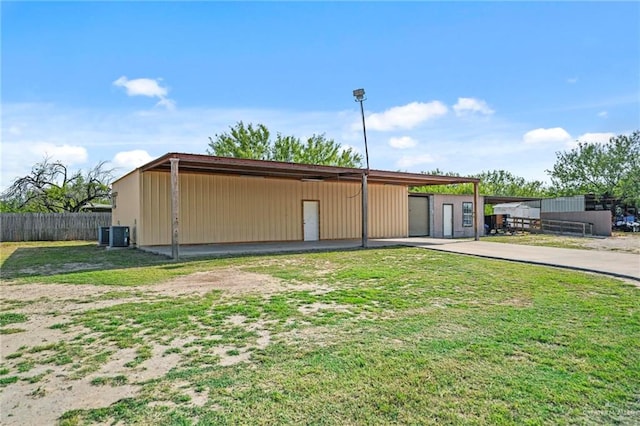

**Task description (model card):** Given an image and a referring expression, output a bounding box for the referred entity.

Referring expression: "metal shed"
[112,153,481,257]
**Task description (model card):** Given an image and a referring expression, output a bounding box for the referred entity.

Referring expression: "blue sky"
[2,1,639,188]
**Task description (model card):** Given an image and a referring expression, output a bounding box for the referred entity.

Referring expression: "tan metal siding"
[369,185,408,238]
[139,171,408,245]
[111,170,141,245]
[301,180,366,240]
[141,171,171,246]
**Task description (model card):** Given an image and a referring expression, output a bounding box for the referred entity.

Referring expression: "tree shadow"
[1,243,174,280]
[0,242,407,281]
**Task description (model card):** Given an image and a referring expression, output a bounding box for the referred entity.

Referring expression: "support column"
[170,158,180,260]
[473,181,480,241]
[362,172,368,248]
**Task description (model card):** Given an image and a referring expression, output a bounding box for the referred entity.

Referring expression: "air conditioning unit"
[109,226,130,248]
[98,226,110,246]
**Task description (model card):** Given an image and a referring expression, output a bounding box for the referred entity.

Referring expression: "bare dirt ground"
[489,233,640,254]
[584,234,640,254]
[0,268,329,426]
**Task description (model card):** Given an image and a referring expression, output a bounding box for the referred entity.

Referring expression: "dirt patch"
[2,314,77,355]
[279,324,342,348]
[1,371,138,426]
[155,269,283,296]
[497,298,533,308]
[584,235,640,254]
[131,346,182,382]
[1,283,127,302]
[297,302,352,315]
[0,267,309,425]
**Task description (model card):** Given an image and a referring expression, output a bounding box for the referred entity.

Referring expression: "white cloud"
[523,127,572,145]
[155,97,176,111]
[113,76,167,97]
[388,136,418,149]
[396,154,436,169]
[453,97,494,116]
[28,143,88,165]
[113,76,175,110]
[567,132,615,148]
[365,101,448,131]
[8,126,22,135]
[112,150,154,172]
[5,101,623,189]
[567,77,578,84]
[597,111,608,118]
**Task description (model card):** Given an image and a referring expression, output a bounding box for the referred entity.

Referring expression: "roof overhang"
[484,196,542,205]
[127,152,480,187]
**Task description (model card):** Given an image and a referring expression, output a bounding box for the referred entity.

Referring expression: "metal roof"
[132,152,480,187]
[484,195,543,205]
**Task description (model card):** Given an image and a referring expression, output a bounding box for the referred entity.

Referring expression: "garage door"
[409,196,429,236]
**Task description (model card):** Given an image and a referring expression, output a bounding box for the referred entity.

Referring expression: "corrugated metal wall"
[111,170,141,245]
[139,171,407,246]
[369,184,408,238]
[541,196,585,213]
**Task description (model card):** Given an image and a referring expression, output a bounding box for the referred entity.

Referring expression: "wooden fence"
[1,213,112,242]
[507,216,594,237]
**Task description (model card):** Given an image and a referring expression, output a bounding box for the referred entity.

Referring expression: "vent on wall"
[109,226,130,248]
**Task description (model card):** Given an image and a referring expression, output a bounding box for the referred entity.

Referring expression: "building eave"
[115,152,480,187]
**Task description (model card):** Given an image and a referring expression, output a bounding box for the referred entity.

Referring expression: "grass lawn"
[1,241,638,425]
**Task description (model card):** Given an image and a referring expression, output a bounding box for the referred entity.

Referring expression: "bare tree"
[1,157,114,212]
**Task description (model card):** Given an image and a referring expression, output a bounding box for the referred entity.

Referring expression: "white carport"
[493,202,540,219]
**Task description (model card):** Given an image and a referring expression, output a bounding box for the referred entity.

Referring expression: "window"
[462,202,473,227]
[111,192,118,209]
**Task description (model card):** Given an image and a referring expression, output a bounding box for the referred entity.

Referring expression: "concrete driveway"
[379,238,640,282]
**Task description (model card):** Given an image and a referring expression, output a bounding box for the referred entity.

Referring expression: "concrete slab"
[388,239,640,282]
[140,239,367,258]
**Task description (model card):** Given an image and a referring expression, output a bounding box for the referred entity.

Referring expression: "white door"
[443,204,453,238]
[303,201,319,241]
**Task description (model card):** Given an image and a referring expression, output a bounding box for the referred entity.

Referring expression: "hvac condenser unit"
[109,226,130,248]
[98,226,110,246]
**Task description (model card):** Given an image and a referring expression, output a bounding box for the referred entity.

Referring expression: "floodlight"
[352,88,365,101]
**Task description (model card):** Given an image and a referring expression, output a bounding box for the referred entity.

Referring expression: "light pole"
[353,88,369,248]
[352,88,370,172]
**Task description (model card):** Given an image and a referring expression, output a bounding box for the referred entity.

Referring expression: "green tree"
[476,170,548,197]
[1,157,113,213]
[547,131,640,205]
[208,122,271,160]
[410,169,548,198]
[207,121,362,167]
[411,169,472,195]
